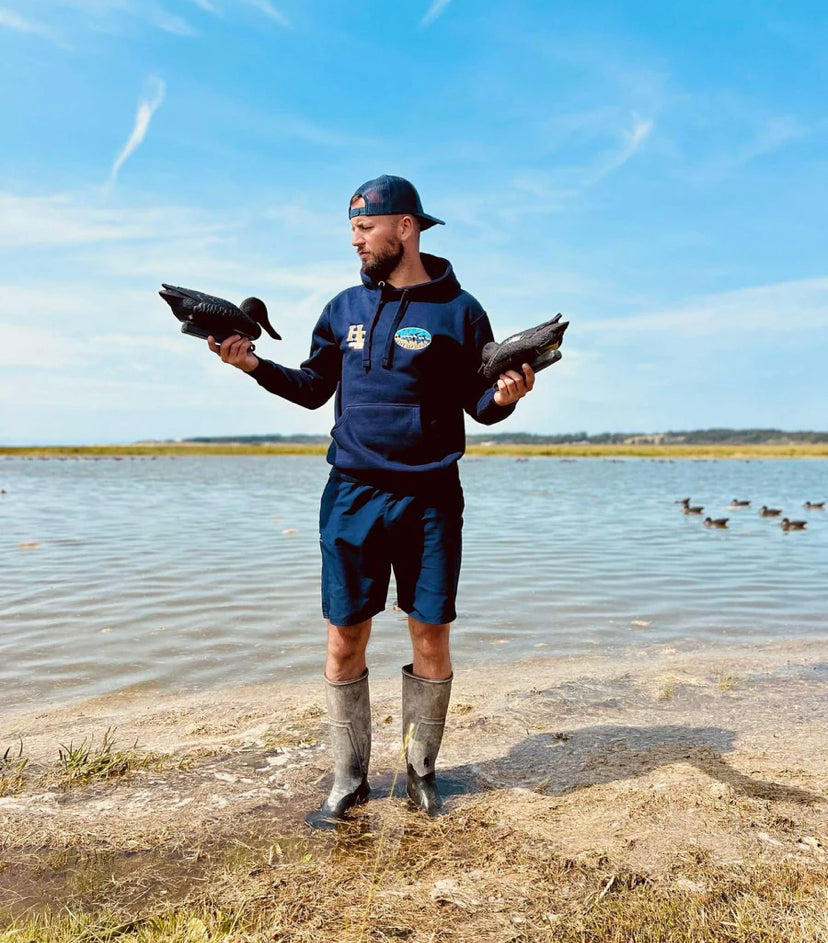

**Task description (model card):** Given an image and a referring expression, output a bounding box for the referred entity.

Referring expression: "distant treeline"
[183,428,828,446]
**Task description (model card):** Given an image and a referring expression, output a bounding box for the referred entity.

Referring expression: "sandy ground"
[1,637,826,919]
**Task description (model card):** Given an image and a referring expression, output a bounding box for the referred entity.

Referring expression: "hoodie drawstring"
[363,286,412,371]
[381,291,411,369]
[362,283,388,370]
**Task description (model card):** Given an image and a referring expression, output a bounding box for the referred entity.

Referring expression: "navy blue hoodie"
[249,254,514,481]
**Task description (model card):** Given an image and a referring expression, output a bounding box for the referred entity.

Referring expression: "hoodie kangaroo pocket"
[333,404,425,464]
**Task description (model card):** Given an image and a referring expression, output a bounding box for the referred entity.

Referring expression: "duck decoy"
[683,505,704,514]
[804,501,825,510]
[704,517,729,528]
[480,313,569,382]
[728,499,751,508]
[159,284,281,349]
[781,518,807,531]
[760,506,782,517]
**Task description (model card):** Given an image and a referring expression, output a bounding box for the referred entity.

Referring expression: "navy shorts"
[319,469,464,627]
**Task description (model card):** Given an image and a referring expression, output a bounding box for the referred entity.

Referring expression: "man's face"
[350,201,404,282]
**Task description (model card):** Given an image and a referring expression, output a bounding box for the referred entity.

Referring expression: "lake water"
[1,455,825,712]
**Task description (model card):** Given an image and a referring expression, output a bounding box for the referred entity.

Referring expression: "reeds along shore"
[2,442,828,458]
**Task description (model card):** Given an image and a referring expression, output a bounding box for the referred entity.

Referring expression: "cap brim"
[417,214,445,230]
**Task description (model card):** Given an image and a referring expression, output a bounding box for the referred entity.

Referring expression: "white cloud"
[580,277,828,340]
[105,76,166,192]
[0,7,61,42]
[241,0,288,26]
[421,0,451,27]
[152,10,197,34]
[0,191,226,247]
[0,324,88,368]
[591,114,654,182]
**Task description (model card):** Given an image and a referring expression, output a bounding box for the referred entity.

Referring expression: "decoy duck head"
[240,297,281,340]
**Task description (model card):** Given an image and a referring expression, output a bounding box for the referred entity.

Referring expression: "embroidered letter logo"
[394,327,432,351]
[346,324,366,349]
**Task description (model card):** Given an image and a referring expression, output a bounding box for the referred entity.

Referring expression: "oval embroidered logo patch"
[394,327,432,351]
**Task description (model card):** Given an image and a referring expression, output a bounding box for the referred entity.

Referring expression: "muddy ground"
[1,637,826,934]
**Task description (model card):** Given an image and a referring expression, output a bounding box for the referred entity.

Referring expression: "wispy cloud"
[591,114,654,182]
[0,7,61,43]
[241,0,289,26]
[580,277,828,339]
[421,0,451,27]
[105,76,166,193]
[0,190,228,247]
[152,9,197,35]
[454,112,656,225]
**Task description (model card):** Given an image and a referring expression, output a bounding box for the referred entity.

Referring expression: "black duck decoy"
[704,517,729,528]
[159,284,281,348]
[728,499,750,508]
[804,501,825,510]
[781,518,807,531]
[760,506,782,517]
[480,313,569,382]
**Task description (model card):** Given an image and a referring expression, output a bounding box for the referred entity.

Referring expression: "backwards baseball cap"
[349,174,445,230]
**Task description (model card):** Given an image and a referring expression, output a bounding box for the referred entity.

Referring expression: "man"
[210,174,533,825]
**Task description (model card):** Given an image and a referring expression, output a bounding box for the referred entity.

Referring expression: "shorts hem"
[405,606,456,626]
[322,603,386,628]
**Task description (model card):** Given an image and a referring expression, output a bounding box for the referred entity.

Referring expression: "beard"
[361,239,404,282]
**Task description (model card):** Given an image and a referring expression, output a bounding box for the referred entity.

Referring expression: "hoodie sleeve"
[247,305,341,410]
[464,309,516,425]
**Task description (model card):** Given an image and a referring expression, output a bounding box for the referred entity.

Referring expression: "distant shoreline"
[2,442,827,459]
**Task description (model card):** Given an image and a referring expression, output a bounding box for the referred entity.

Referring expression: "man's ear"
[399,214,419,243]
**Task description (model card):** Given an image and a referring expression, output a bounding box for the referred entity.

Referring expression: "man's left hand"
[494,363,535,406]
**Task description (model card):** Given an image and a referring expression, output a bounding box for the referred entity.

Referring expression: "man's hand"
[208,334,259,373]
[493,363,535,406]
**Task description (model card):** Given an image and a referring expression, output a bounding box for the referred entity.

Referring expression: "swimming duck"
[804,501,825,510]
[159,284,281,348]
[677,498,703,514]
[704,517,729,528]
[760,506,782,517]
[780,518,807,531]
[728,499,751,508]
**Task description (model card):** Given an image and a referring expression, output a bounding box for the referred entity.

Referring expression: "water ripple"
[1,455,826,709]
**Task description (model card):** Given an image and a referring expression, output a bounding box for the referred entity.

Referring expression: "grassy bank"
[2,642,826,942]
[2,811,826,942]
[2,442,827,459]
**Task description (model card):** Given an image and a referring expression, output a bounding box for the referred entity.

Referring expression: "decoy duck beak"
[240,297,281,340]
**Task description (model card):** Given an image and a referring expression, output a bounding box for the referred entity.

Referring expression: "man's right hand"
[208,334,259,373]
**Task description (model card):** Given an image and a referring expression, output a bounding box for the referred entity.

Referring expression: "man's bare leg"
[407,617,451,680]
[326,619,372,681]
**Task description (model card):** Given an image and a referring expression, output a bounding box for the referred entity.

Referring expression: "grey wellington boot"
[401,663,452,815]
[305,669,371,828]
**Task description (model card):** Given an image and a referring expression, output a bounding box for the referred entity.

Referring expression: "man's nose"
[351,231,364,246]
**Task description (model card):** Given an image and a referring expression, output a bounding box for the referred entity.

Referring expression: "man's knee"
[326,620,371,681]
[408,618,451,679]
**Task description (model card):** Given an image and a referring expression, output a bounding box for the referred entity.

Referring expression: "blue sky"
[1,0,826,444]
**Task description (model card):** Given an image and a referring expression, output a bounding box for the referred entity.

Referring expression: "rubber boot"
[305,669,371,828]
[401,663,452,815]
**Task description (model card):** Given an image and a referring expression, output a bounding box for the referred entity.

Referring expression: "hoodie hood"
[360,253,462,304]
